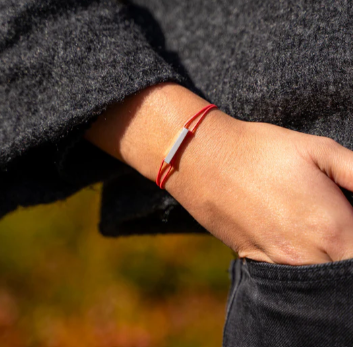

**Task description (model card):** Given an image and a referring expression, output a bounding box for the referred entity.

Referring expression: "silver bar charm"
[164,127,190,164]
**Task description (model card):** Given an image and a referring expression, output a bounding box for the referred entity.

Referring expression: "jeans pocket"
[245,256,353,282]
[223,257,353,347]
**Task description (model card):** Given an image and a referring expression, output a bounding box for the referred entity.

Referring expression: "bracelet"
[155,104,218,189]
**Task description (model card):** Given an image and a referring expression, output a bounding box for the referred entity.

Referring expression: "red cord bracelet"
[156,104,218,189]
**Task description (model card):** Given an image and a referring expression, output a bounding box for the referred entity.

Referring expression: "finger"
[324,221,353,262]
[309,136,353,193]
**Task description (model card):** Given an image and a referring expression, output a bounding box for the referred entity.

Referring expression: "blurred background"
[0,184,235,347]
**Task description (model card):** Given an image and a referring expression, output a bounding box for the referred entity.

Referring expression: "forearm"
[84,82,240,193]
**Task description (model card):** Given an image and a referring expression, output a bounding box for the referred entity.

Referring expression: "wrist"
[84,81,246,203]
[84,82,212,179]
[163,109,246,204]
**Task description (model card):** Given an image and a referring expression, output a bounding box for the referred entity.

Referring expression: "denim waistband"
[244,257,353,282]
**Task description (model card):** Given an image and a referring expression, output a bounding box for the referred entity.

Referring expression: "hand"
[166,113,353,265]
[85,82,353,265]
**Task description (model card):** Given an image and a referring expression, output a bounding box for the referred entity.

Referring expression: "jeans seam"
[222,259,243,347]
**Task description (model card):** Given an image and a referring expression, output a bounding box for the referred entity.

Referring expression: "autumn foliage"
[0,184,234,347]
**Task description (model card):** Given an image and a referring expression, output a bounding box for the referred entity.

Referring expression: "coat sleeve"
[0,0,204,235]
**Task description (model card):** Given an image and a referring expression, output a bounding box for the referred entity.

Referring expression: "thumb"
[309,136,353,193]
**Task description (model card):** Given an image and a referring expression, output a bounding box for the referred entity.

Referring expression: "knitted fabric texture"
[1,0,353,235]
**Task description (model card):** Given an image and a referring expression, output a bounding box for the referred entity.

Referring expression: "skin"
[84,82,353,265]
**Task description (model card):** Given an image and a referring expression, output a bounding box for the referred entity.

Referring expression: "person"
[1,0,353,346]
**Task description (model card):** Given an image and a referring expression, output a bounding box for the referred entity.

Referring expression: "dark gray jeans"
[223,257,353,347]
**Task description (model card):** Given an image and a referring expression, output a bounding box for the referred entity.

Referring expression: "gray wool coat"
[1,0,353,236]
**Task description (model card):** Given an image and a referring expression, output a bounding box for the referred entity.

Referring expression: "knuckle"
[267,241,308,266]
[300,208,347,260]
[271,250,307,266]
[305,135,340,165]
[320,136,339,149]
[321,232,342,255]
[316,219,343,252]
